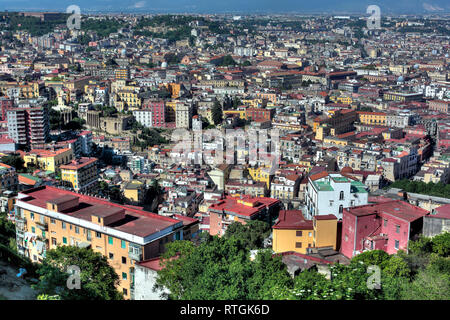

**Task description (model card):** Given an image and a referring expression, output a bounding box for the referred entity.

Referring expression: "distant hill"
[1,0,450,14]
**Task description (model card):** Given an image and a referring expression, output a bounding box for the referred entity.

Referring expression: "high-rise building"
[175,102,192,129]
[7,106,50,148]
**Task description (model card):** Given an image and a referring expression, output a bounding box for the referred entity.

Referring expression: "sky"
[0,0,449,14]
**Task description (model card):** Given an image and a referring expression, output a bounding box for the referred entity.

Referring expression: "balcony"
[15,214,26,224]
[36,220,48,231]
[128,251,143,261]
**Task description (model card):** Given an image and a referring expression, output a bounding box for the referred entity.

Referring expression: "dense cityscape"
[0,5,449,303]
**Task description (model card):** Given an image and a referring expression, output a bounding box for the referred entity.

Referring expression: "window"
[395,240,399,250]
[123,288,128,296]
[51,238,56,246]
[122,257,127,264]
[396,225,400,233]
[75,226,80,234]
[339,191,344,200]
[62,222,66,230]
[339,205,344,214]
[50,219,56,224]
[96,232,101,238]
[121,240,126,249]
[384,219,387,227]
[122,272,127,280]
[31,227,35,233]
[108,237,113,245]
[296,231,303,237]
[295,242,302,248]
[109,253,114,260]
[63,237,67,244]
[98,217,101,223]
[345,234,348,242]
[308,232,312,237]
[86,230,92,241]
[30,213,35,221]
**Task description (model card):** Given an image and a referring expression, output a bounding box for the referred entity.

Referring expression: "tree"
[351,250,390,266]
[0,155,24,172]
[400,265,450,300]
[219,55,236,66]
[212,101,223,125]
[224,220,271,250]
[33,246,123,300]
[431,232,450,257]
[155,236,292,300]
[246,249,293,299]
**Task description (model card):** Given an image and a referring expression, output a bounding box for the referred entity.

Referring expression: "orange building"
[207,195,281,236]
[272,210,337,254]
[14,186,199,299]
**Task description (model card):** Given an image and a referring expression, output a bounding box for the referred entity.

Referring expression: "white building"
[133,109,153,128]
[305,173,369,220]
[175,102,192,129]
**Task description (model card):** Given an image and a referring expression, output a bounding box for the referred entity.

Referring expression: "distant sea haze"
[1,0,450,14]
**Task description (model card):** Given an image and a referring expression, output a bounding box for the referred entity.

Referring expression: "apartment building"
[341,200,428,258]
[0,163,19,192]
[175,102,192,129]
[14,186,186,299]
[23,148,74,172]
[357,111,387,126]
[60,157,98,193]
[305,172,369,220]
[133,109,153,128]
[208,195,281,236]
[381,148,419,182]
[7,106,50,148]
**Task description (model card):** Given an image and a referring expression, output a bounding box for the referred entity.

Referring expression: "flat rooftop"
[19,186,181,238]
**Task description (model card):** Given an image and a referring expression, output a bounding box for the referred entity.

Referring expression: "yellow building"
[223,109,246,119]
[23,148,74,173]
[248,166,272,188]
[60,157,98,192]
[323,136,349,147]
[14,186,187,299]
[329,95,353,105]
[123,180,145,204]
[272,210,337,254]
[357,111,387,126]
[117,90,142,110]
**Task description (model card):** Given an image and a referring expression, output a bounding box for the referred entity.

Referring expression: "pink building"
[143,100,166,127]
[340,200,428,258]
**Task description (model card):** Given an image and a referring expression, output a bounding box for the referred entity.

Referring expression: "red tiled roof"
[345,200,428,222]
[273,210,313,230]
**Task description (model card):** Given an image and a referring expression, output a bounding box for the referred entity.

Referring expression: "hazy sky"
[0,0,449,14]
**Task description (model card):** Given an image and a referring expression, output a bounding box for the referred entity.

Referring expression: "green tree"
[212,101,223,125]
[351,250,390,266]
[33,246,122,300]
[400,265,450,300]
[0,155,24,172]
[431,232,450,257]
[155,236,292,300]
[224,220,271,250]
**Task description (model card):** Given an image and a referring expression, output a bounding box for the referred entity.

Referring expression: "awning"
[77,242,91,249]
